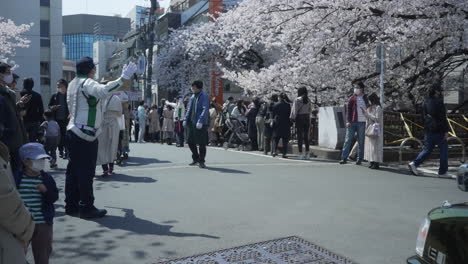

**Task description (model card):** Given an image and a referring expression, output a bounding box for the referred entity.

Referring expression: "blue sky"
[63,0,171,16]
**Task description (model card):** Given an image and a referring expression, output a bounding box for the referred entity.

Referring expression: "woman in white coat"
[362,93,384,169]
[97,93,122,176]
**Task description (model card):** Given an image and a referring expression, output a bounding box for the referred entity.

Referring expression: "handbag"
[366,123,380,138]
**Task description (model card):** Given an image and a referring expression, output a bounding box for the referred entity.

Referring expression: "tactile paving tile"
[155,236,358,264]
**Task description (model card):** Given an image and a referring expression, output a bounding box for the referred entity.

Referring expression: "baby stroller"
[223,118,251,151]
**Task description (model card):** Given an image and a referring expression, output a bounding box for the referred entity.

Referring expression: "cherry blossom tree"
[155,0,468,107]
[0,17,32,66]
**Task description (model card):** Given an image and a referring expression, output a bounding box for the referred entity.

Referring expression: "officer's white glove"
[121,62,137,80]
[183,121,187,127]
[196,122,203,129]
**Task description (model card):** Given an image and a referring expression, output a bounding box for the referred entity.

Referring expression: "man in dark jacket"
[340,82,369,165]
[183,81,210,168]
[48,79,69,158]
[409,81,450,177]
[272,93,292,158]
[0,63,28,172]
[21,78,44,142]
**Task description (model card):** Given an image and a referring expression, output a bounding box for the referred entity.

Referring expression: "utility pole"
[145,0,158,104]
[379,44,385,106]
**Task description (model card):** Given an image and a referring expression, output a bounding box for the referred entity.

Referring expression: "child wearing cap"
[15,143,58,264]
[40,109,60,168]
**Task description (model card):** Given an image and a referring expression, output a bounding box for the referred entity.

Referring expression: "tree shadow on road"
[206,167,250,174]
[123,157,171,167]
[91,207,220,239]
[95,174,157,183]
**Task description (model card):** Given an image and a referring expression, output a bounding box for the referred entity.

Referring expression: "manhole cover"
[155,236,357,264]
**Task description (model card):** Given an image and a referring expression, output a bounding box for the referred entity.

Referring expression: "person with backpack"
[409,76,450,177]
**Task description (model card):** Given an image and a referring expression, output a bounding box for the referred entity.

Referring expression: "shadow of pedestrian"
[92,207,220,239]
[124,157,171,167]
[205,167,250,174]
[95,174,157,183]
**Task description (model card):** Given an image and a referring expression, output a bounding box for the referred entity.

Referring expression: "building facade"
[126,6,150,30]
[63,14,131,62]
[0,0,63,104]
[93,40,124,81]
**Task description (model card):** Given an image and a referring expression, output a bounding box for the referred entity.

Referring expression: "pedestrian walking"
[290,87,315,160]
[40,110,60,169]
[264,94,279,155]
[246,98,260,151]
[0,141,35,264]
[97,93,122,177]
[184,81,210,168]
[21,78,44,143]
[48,79,69,159]
[272,93,292,158]
[340,82,369,165]
[16,143,59,264]
[0,62,28,172]
[162,104,175,145]
[137,101,147,143]
[166,97,186,147]
[409,76,450,177]
[148,105,160,142]
[363,93,384,169]
[65,57,136,219]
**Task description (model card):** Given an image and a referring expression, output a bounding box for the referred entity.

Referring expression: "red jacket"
[347,94,369,123]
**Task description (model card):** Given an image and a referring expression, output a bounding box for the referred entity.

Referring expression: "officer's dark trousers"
[65,130,98,211]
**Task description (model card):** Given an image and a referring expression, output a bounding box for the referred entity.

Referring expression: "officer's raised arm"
[79,59,137,99]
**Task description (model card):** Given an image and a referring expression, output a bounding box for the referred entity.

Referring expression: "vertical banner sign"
[209,0,224,104]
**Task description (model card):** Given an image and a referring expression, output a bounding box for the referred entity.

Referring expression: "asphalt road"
[37,143,467,264]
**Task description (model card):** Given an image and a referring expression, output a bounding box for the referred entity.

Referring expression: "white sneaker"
[408,162,419,176]
[304,152,311,160]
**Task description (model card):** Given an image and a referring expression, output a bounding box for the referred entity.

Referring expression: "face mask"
[2,73,13,84]
[354,89,361,95]
[31,159,46,172]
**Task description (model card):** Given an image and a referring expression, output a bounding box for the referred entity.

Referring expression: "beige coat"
[97,95,122,165]
[0,142,35,264]
[148,110,160,133]
[364,105,384,163]
[162,109,174,132]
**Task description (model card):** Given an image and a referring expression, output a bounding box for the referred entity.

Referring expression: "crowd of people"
[0,55,451,263]
[0,57,138,264]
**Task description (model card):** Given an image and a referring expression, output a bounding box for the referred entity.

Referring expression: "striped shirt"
[18,176,45,224]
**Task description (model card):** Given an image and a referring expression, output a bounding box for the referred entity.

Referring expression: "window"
[41,77,50,85]
[40,62,50,76]
[40,0,50,6]
[40,20,50,38]
[40,39,50,47]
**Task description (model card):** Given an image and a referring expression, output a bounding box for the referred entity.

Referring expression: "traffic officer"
[65,57,137,219]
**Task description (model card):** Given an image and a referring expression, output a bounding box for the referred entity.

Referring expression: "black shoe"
[65,208,80,217]
[272,152,277,157]
[339,159,347,164]
[199,162,206,169]
[282,154,288,159]
[189,161,199,166]
[369,162,374,168]
[356,160,362,165]
[79,207,107,219]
